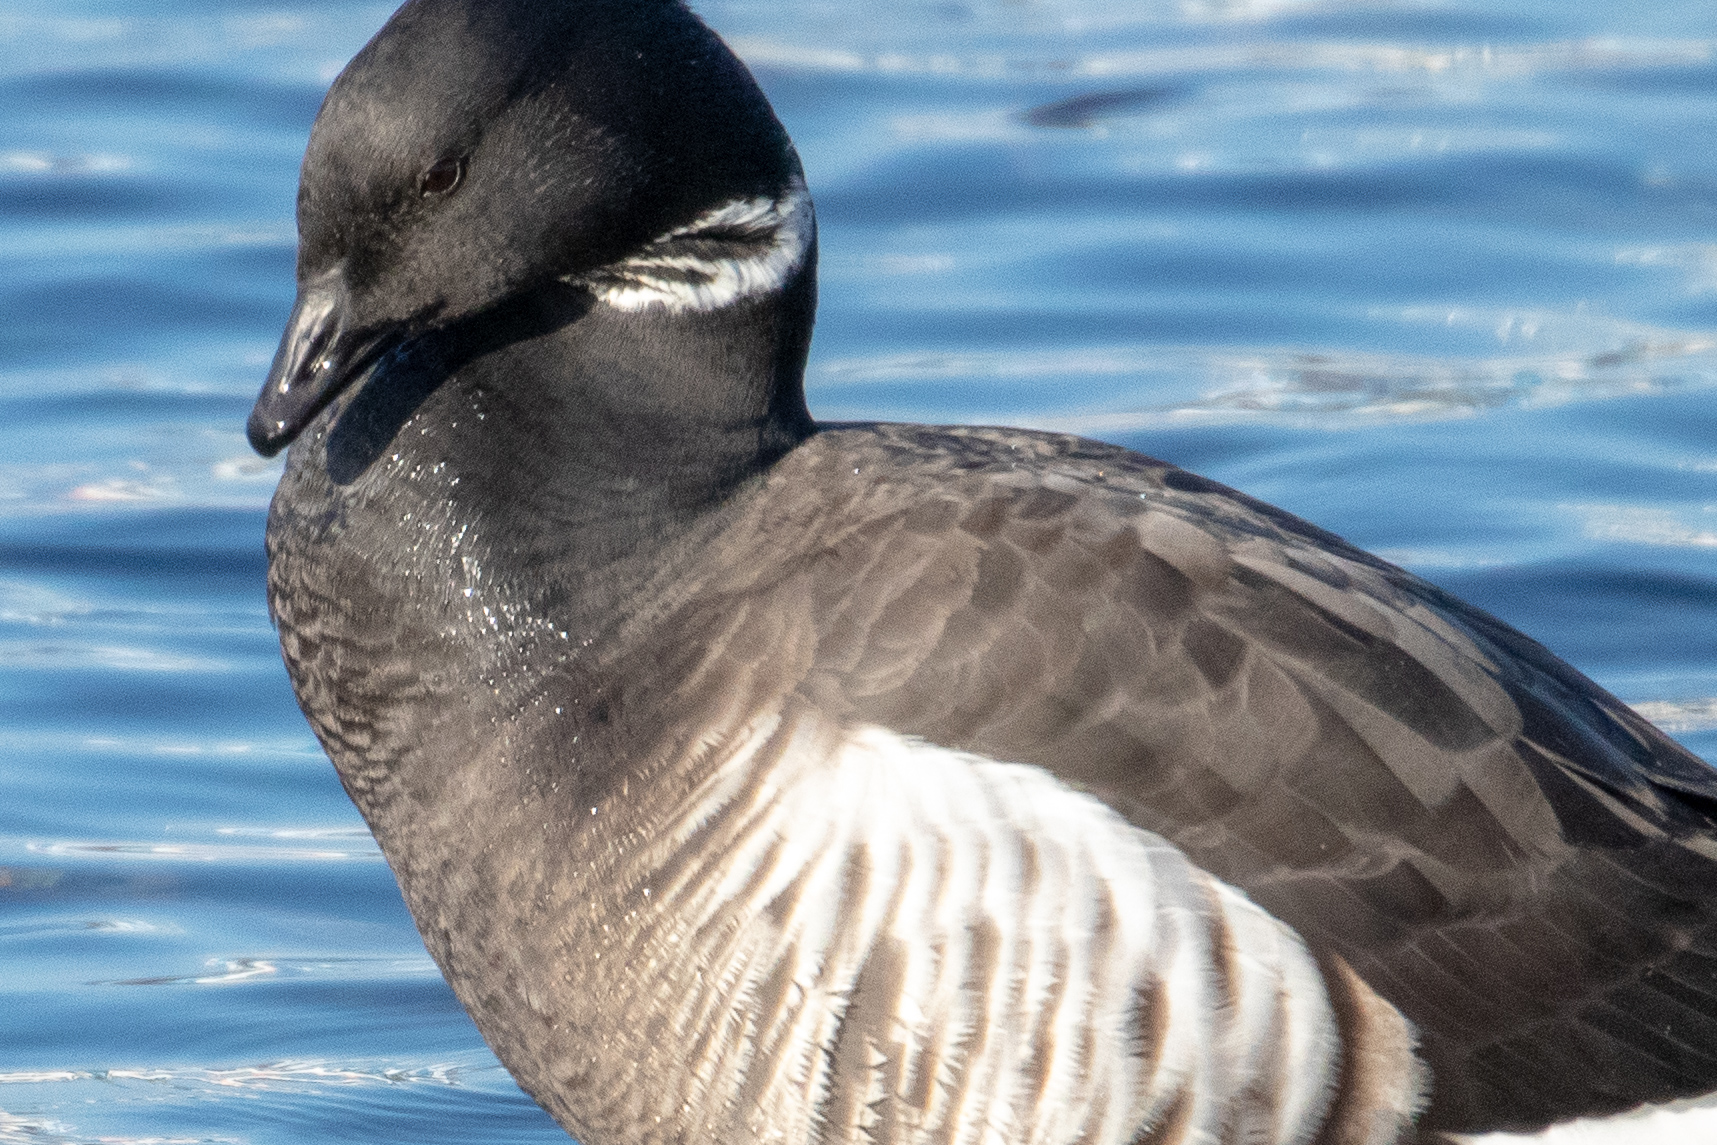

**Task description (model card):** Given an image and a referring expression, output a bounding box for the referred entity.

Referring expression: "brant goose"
[249,1,1717,1141]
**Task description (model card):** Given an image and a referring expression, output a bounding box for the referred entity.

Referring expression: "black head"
[248,0,807,456]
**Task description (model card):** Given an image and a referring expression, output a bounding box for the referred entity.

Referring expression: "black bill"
[247,274,409,457]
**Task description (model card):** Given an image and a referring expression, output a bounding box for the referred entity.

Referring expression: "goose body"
[251,2,1717,1142]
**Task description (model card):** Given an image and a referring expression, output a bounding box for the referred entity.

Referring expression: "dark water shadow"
[1017,87,1183,129]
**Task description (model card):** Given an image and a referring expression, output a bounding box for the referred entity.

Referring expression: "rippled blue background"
[2,0,1715,1141]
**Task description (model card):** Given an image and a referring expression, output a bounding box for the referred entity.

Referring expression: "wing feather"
[655,423,1717,1134]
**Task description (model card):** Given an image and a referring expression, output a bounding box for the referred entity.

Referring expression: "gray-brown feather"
[619,423,1717,1135]
[267,419,1717,1140]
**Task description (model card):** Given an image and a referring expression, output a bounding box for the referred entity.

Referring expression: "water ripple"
[813,328,1717,428]
[1631,699,1717,734]
[103,955,438,987]
[0,644,226,673]
[0,1053,509,1092]
[731,35,1717,80]
[20,839,381,864]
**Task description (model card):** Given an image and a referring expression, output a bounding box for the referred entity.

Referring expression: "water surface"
[2,0,1716,1140]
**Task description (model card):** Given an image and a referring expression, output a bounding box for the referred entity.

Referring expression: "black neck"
[276,260,817,637]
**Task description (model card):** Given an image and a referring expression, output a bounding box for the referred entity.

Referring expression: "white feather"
[586,175,814,313]
[1459,1094,1717,1145]
[629,713,1399,1144]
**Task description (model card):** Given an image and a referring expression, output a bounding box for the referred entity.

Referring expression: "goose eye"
[418,156,465,197]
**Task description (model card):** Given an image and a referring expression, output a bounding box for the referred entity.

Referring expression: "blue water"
[2,0,1715,1141]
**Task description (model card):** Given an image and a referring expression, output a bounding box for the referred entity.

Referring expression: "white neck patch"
[584,174,814,314]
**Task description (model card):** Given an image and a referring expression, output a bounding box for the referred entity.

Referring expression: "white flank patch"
[586,174,814,313]
[1458,1092,1717,1145]
[634,715,1418,1145]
